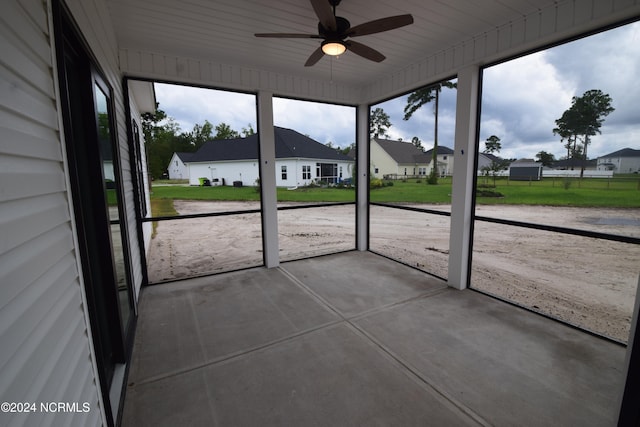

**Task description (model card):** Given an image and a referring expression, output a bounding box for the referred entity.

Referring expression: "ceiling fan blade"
[309,0,337,31]
[346,14,414,37]
[345,40,385,62]
[255,33,322,38]
[304,46,325,67]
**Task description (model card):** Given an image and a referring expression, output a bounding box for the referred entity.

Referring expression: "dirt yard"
[147,201,640,342]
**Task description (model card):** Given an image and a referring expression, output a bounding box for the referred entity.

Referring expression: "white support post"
[448,65,480,289]
[356,104,369,251]
[257,91,279,268]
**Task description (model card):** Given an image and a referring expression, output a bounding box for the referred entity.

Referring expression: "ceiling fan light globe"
[322,40,346,56]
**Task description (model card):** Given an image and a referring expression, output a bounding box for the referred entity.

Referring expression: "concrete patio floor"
[122,251,626,426]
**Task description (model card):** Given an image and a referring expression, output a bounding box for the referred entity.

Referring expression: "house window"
[443,156,447,160]
[281,165,287,180]
[339,166,343,178]
[374,167,379,174]
[302,165,311,179]
[404,168,407,175]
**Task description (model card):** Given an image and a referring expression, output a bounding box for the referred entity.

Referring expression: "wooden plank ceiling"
[106,0,557,87]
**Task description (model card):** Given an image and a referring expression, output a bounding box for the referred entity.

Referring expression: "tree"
[553,107,581,162]
[241,123,255,137]
[141,103,168,142]
[480,135,508,185]
[403,80,457,184]
[411,136,423,151]
[535,151,556,167]
[340,142,355,156]
[484,135,501,154]
[141,102,248,179]
[189,120,213,150]
[370,107,391,138]
[213,122,240,139]
[553,89,614,175]
[142,104,186,179]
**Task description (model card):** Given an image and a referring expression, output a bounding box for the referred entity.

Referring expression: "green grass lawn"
[149,176,639,208]
[151,185,262,202]
[477,177,639,207]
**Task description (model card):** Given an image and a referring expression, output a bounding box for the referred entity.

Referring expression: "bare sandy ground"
[147,201,640,342]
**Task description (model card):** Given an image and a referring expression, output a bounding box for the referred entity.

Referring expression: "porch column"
[257,91,279,268]
[356,104,369,251]
[448,65,480,289]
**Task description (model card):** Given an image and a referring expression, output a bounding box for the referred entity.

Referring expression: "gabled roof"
[274,127,351,161]
[374,138,431,164]
[510,159,540,167]
[191,134,258,162]
[479,152,501,162]
[599,148,640,158]
[175,152,196,162]
[187,127,352,163]
[424,146,454,156]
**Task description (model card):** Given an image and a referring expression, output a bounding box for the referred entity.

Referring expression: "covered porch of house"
[122,251,625,426]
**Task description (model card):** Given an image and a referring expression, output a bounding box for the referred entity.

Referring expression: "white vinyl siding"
[0,0,103,426]
[188,160,259,187]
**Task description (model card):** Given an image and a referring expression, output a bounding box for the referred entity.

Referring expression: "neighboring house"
[424,145,455,177]
[597,148,640,173]
[168,152,194,179]
[184,127,354,187]
[509,158,542,181]
[477,152,509,177]
[370,138,431,178]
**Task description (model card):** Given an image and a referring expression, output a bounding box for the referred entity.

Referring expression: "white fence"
[476,169,614,178]
[542,169,613,178]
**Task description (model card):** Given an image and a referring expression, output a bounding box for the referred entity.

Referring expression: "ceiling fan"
[255,0,414,66]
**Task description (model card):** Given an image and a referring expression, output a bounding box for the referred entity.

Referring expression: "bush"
[427,174,439,185]
[370,178,384,189]
[563,178,572,190]
[476,189,504,197]
[384,180,394,187]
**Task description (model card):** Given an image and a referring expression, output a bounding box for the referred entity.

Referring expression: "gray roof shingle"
[599,148,640,158]
[374,138,431,164]
[187,127,351,162]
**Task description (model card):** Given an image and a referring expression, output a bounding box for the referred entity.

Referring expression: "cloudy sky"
[154,20,639,161]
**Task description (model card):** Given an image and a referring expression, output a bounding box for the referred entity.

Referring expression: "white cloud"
[149,21,639,160]
[154,83,257,133]
[480,21,640,160]
[273,97,356,147]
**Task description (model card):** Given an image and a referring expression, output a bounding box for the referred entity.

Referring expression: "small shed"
[509,159,542,181]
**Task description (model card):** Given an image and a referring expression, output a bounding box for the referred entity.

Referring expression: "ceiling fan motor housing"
[318,16,351,39]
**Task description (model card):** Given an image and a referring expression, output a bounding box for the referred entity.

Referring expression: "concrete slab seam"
[130,319,344,387]
[345,321,491,427]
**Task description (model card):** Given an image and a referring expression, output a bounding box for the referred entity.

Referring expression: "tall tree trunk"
[580,135,589,178]
[432,89,439,179]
